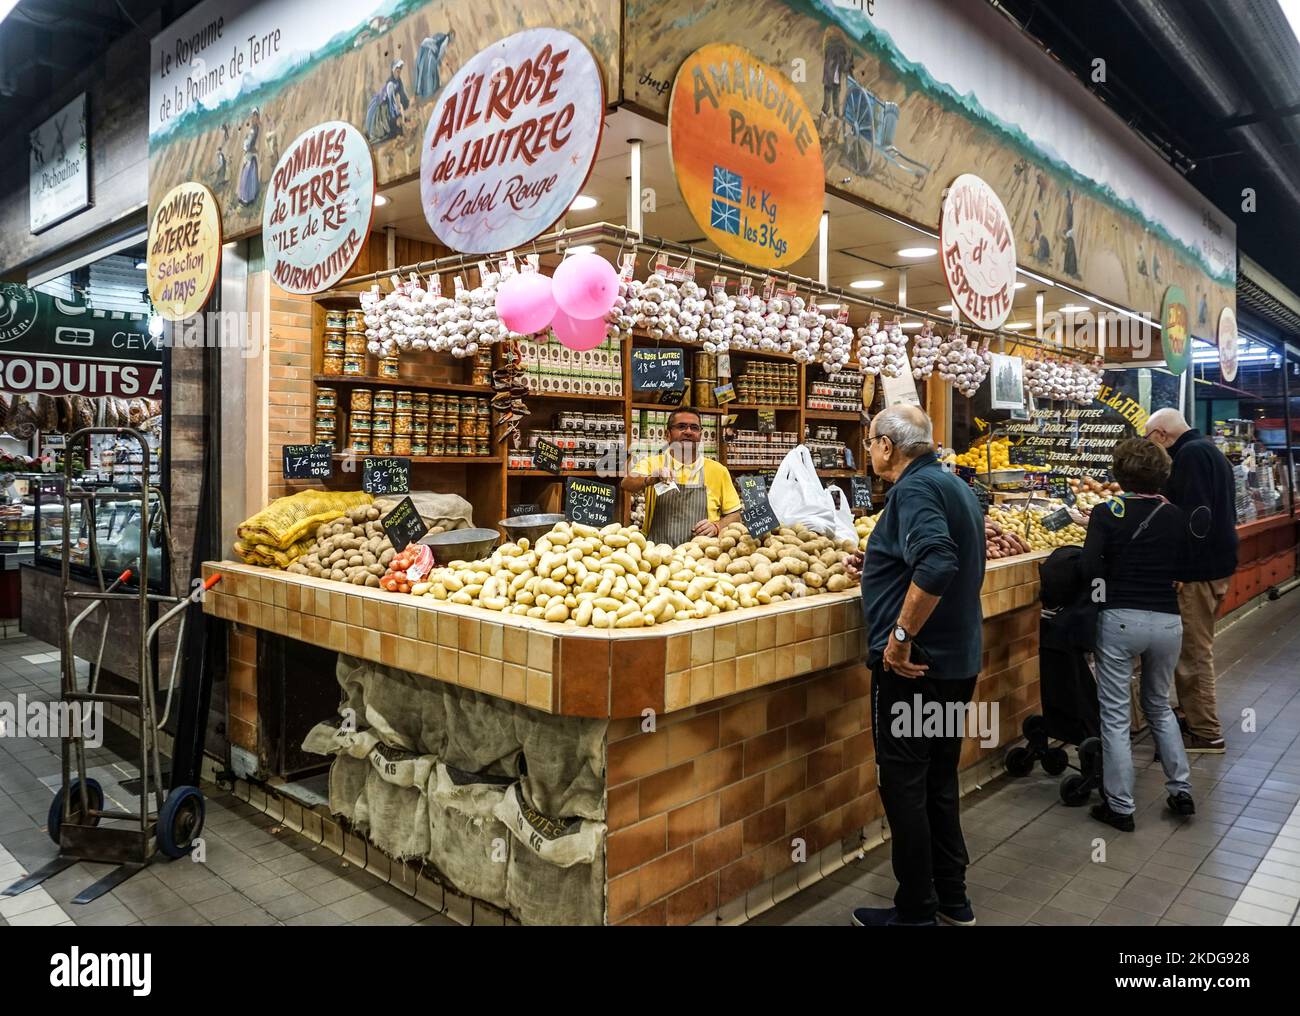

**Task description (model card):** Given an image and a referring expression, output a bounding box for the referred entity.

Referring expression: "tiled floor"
[3,590,1299,928]
[763,590,1300,926]
[0,635,453,927]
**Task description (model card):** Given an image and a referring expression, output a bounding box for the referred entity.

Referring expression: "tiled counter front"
[202,555,1045,925]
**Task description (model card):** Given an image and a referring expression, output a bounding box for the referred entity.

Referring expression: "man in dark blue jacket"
[848,405,986,928]
[1144,409,1238,753]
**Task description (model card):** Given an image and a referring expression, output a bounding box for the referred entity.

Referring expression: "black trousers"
[870,664,978,922]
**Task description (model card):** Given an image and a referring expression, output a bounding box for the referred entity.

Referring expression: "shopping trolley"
[3,428,221,904]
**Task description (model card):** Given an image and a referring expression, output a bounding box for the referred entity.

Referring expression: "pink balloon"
[551,308,608,351]
[552,252,618,320]
[495,272,556,335]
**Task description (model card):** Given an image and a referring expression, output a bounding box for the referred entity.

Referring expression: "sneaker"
[937,899,977,926]
[851,906,938,927]
[1090,800,1135,832]
[1182,733,1226,754]
[1167,791,1196,816]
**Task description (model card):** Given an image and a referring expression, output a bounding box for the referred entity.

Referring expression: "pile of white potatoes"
[413,521,859,628]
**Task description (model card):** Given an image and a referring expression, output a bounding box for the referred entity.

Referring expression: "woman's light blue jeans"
[1095,609,1192,815]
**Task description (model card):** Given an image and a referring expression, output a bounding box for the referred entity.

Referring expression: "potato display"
[984,518,1032,559]
[985,505,1087,554]
[283,504,448,586]
[408,521,857,627]
[855,513,878,550]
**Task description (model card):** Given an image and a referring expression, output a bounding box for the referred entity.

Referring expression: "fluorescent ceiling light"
[1059,304,1090,313]
[134,259,147,270]
[1017,267,1056,288]
[817,302,841,310]
[570,195,598,211]
[936,303,954,312]
[897,247,936,258]
[566,245,596,255]
[900,321,924,330]
[1281,1,1300,46]
[1013,281,1026,290]
[1004,322,1031,330]
[850,279,884,290]
[374,194,389,207]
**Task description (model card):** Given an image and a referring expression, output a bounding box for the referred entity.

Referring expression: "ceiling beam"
[1216,101,1300,131]
[21,0,128,34]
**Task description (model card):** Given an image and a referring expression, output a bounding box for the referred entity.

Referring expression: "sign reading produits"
[420,28,604,254]
[30,94,90,233]
[1160,284,1190,376]
[147,182,222,321]
[1217,306,1238,383]
[263,121,374,294]
[940,174,1017,330]
[668,44,824,269]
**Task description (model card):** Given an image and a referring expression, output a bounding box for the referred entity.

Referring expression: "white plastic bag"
[767,445,858,543]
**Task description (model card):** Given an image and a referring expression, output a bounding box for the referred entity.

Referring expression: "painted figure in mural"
[1031,210,1051,264]
[1152,250,1162,284]
[1062,227,1079,278]
[1036,171,1048,202]
[415,31,454,99]
[264,115,280,168]
[818,27,852,142]
[237,109,261,207]
[366,60,411,144]
[1137,242,1148,278]
[1197,290,1209,327]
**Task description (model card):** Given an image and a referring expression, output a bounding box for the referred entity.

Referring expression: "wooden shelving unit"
[314,375,492,395]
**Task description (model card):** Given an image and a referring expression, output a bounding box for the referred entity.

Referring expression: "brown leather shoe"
[1182,733,1225,754]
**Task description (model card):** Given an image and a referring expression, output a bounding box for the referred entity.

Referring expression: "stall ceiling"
[371,109,1122,332]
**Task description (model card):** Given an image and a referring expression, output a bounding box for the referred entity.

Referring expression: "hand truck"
[3,428,221,904]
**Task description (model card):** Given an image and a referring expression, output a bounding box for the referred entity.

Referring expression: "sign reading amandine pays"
[420,28,604,254]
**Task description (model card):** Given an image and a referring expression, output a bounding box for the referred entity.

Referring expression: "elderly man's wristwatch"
[892,624,911,644]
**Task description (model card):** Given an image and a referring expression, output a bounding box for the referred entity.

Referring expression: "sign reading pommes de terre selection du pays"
[147,181,223,321]
[420,28,605,255]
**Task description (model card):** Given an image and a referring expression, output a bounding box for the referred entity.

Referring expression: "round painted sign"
[147,182,222,321]
[420,29,605,254]
[263,121,375,295]
[1218,306,1239,383]
[1160,284,1191,375]
[939,174,1017,330]
[668,44,824,269]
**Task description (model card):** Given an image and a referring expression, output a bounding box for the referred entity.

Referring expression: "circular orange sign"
[668,44,824,269]
[147,182,222,321]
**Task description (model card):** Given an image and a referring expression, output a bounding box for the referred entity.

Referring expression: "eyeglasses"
[868,434,889,446]
[670,423,702,432]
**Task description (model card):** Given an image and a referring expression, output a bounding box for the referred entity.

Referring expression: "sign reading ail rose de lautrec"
[939,174,1017,331]
[147,182,223,322]
[263,121,375,294]
[668,44,824,270]
[420,29,604,254]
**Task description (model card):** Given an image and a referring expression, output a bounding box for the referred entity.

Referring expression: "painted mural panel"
[625,0,1236,336]
[149,0,620,240]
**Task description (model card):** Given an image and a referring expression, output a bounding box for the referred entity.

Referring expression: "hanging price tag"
[531,439,563,474]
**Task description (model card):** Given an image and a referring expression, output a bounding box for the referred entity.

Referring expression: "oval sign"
[263,120,375,294]
[668,44,824,269]
[940,174,1017,330]
[1160,284,1191,375]
[147,182,222,322]
[1218,306,1239,383]
[420,29,605,254]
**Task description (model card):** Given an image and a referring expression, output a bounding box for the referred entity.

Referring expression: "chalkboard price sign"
[737,474,779,540]
[565,477,617,526]
[631,348,685,392]
[1048,475,1077,506]
[1041,506,1074,532]
[381,496,429,552]
[362,457,410,495]
[508,502,541,518]
[531,438,563,474]
[850,476,873,510]
[283,444,333,480]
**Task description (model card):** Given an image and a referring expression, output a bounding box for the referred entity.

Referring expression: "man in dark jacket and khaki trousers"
[1145,409,1238,754]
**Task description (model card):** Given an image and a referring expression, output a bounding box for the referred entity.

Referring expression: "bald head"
[1143,408,1190,450]
[873,405,934,457]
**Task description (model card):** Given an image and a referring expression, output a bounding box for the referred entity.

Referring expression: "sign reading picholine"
[940,174,1017,331]
[147,182,222,321]
[30,94,90,233]
[419,28,604,254]
[668,44,823,270]
[263,121,374,294]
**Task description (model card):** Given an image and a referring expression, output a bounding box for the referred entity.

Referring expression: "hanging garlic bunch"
[605,276,639,343]
[911,324,941,379]
[637,272,681,341]
[856,315,906,377]
[1024,357,1069,400]
[677,279,704,343]
[1068,358,1105,404]
[820,316,854,371]
[733,291,765,351]
[700,283,737,353]
[937,333,990,397]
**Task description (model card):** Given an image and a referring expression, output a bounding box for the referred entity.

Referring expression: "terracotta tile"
[694,823,743,878]
[794,608,814,642]
[417,609,437,644]
[713,624,736,659]
[807,743,845,786]
[458,651,481,689]
[811,606,831,638]
[608,782,641,831]
[665,672,691,712]
[719,853,765,908]
[736,619,758,653]
[720,774,766,825]
[735,654,756,689]
[480,623,504,660]
[787,715,827,759]
[720,699,765,746]
[713,657,737,698]
[607,813,667,877]
[503,628,528,665]
[755,619,775,651]
[379,633,399,665]
[527,631,552,671]
[765,758,807,806]
[397,638,421,674]
[525,671,553,712]
[775,612,796,647]
[793,640,814,673]
[638,846,696,905]
[842,730,873,768]
[437,613,459,648]
[436,646,458,683]
[743,804,786,851]
[785,783,827,832]
[767,687,807,729]
[608,873,640,923]
[810,637,829,672]
[690,629,714,667]
[479,657,504,697]
[774,646,798,680]
[558,637,610,717]
[665,876,718,926]
[501,662,526,702]
[313,587,330,617]
[755,651,776,686]
[823,768,859,811]
[694,745,744,795]
[458,618,479,657]
[611,637,666,718]
[826,698,867,741]
[761,839,795,880]
[608,732,669,785]
[667,713,720,766]
[744,728,788,776]
[689,665,714,705]
[639,761,697,817]
[667,795,719,849]
[396,604,419,640]
[616,901,666,926]
[378,601,399,634]
[666,634,690,672]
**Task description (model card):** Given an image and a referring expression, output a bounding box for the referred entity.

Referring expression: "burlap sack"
[373,492,475,532]
[427,763,513,910]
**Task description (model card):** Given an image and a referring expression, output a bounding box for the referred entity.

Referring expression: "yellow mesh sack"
[236,490,372,549]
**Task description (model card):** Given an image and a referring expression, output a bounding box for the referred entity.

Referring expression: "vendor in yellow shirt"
[622,408,743,546]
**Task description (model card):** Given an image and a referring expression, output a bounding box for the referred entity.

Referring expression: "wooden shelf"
[525,391,626,403]
[508,469,601,477]
[315,375,489,394]
[313,291,366,306]
[727,403,800,412]
[804,410,863,421]
[332,455,501,465]
[629,333,800,364]
[817,469,856,477]
[630,403,726,415]
[726,465,779,473]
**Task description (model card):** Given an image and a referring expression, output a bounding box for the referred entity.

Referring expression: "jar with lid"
[395,390,413,412]
[392,436,412,456]
[412,415,429,436]
[323,334,346,355]
[345,333,367,356]
[411,438,428,457]
[371,412,394,436]
[350,389,372,412]
[474,438,490,456]
[323,354,344,376]
[348,410,372,434]
[346,310,365,332]
[373,389,396,412]
[326,310,347,330]
[372,435,394,455]
[393,412,413,436]
[342,354,364,376]
[350,435,371,455]
[316,387,337,411]
[428,436,445,456]
[378,357,400,380]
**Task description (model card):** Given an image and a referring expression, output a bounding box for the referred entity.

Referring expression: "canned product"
[373,389,395,412]
[326,310,346,330]
[315,387,337,410]
[346,310,365,332]
[350,389,372,412]
[371,412,393,435]
[372,435,394,455]
[470,367,491,386]
[393,412,413,436]
[342,355,365,376]
[431,394,446,412]
[323,354,344,376]
[475,398,489,417]
[315,429,337,450]
[413,392,430,410]
[459,441,474,457]
[693,380,715,408]
[348,411,371,433]
[350,436,371,454]
[315,407,337,430]
[392,436,412,456]
[345,333,367,355]
[378,357,400,380]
